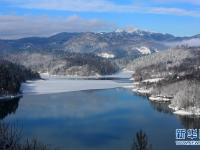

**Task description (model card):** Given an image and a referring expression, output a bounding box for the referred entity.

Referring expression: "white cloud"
[3,0,200,17]
[0,15,115,39]
[154,0,200,5]
[3,0,137,12]
[149,7,200,17]
[1,0,200,39]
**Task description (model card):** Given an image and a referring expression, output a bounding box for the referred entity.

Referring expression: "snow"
[168,105,179,111]
[115,28,124,33]
[22,70,133,95]
[173,110,194,116]
[136,89,151,94]
[173,109,200,116]
[40,72,50,78]
[21,78,132,95]
[136,47,151,55]
[40,72,99,79]
[97,52,115,58]
[114,27,138,33]
[132,88,151,94]
[40,70,133,79]
[123,85,135,88]
[126,28,138,33]
[148,96,171,102]
[0,94,22,101]
[142,78,164,83]
[169,105,200,116]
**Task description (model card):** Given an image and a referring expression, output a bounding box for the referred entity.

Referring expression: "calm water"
[1,88,200,150]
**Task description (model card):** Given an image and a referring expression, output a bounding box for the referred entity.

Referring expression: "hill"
[0,60,40,96]
[5,52,119,76]
[127,46,200,115]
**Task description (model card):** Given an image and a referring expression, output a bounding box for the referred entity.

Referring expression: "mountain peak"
[114,27,139,33]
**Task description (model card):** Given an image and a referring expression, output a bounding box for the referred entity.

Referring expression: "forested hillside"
[5,52,119,76]
[0,60,40,95]
[128,47,200,115]
[1,30,200,77]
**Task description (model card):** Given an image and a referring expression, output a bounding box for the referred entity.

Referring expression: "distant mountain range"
[1,30,200,58]
[1,30,200,76]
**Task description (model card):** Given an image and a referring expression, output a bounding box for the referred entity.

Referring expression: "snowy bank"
[142,78,164,83]
[169,105,200,116]
[0,94,22,102]
[40,70,133,79]
[124,82,151,95]
[149,95,171,102]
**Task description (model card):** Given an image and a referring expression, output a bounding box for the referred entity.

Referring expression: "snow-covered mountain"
[0,30,199,58]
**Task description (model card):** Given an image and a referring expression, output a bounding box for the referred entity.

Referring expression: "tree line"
[0,60,40,95]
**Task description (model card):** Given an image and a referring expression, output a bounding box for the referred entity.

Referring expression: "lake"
[1,78,200,150]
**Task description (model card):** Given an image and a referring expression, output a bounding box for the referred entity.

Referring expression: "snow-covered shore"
[173,110,200,116]
[149,95,171,102]
[128,77,200,116]
[40,69,133,79]
[169,105,200,116]
[142,78,164,83]
[0,94,22,102]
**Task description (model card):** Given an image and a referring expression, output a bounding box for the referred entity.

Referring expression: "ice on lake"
[21,79,131,95]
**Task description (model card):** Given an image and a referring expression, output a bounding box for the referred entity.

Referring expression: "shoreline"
[0,94,22,102]
[126,78,200,116]
[39,69,134,80]
[169,104,200,116]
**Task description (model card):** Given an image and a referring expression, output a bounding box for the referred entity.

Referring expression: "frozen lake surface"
[21,71,133,95]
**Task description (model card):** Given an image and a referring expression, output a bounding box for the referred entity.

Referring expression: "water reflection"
[149,100,200,129]
[148,101,173,115]
[177,116,200,129]
[0,98,20,120]
[131,130,153,150]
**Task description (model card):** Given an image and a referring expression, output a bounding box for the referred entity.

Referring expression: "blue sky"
[0,0,200,39]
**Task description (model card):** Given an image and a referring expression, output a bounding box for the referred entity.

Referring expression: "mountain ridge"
[1,30,200,58]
